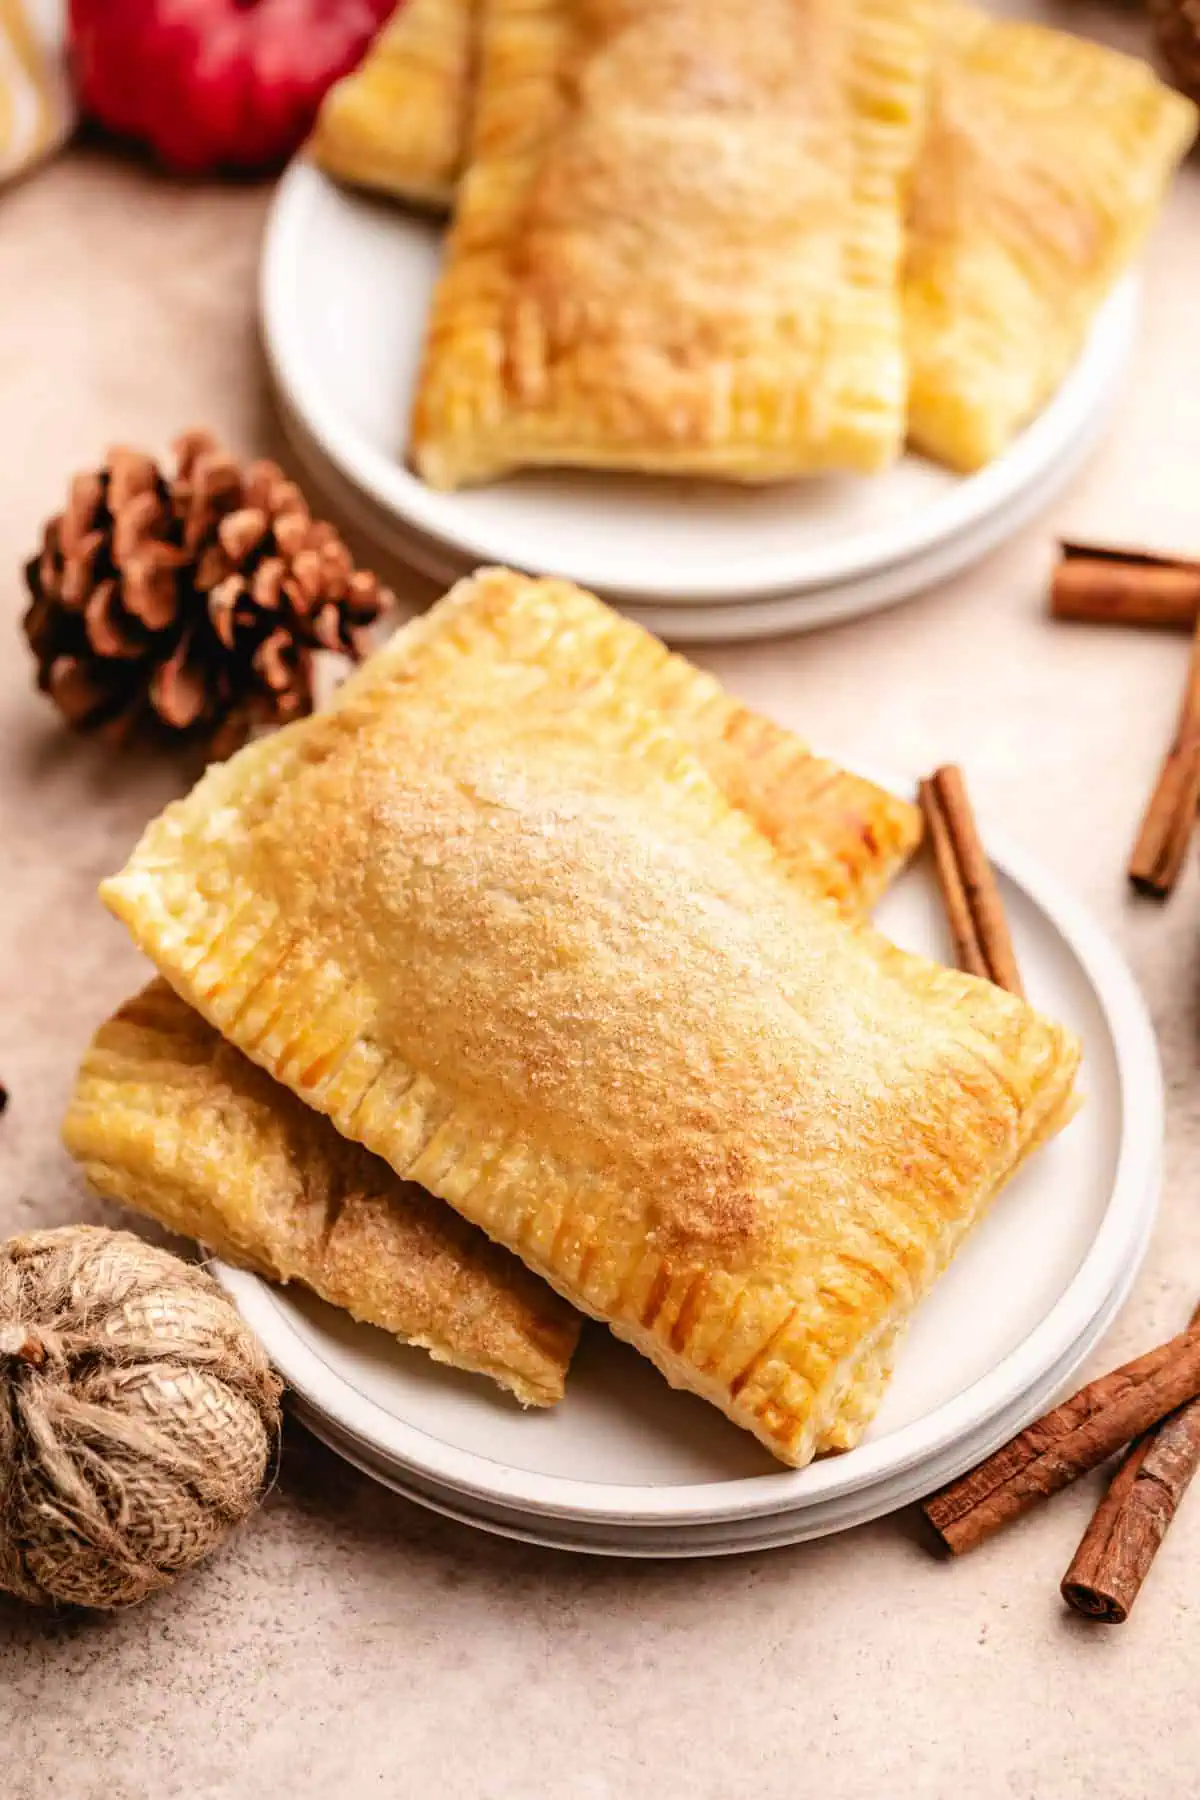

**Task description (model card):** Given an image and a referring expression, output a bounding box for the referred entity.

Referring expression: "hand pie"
[905,9,1197,472]
[65,980,580,1407]
[309,0,476,208]
[101,567,1080,1468]
[76,583,917,1423]
[409,0,936,489]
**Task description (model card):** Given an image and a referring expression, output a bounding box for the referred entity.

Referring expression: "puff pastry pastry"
[69,584,914,1419]
[309,0,476,208]
[331,575,921,919]
[102,568,1080,1467]
[409,0,936,488]
[71,584,915,1425]
[905,9,1197,472]
[64,980,579,1406]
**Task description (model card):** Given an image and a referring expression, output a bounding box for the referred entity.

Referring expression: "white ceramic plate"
[286,1178,1158,1558]
[289,1237,1153,1558]
[261,159,1139,608]
[275,378,1125,644]
[215,794,1162,1531]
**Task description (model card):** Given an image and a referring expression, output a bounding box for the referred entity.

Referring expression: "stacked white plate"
[261,162,1140,644]
[214,795,1162,1556]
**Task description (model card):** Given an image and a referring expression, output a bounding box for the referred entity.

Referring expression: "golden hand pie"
[65,980,580,1406]
[905,9,1197,472]
[309,0,476,208]
[74,583,916,1421]
[409,0,936,489]
[101,568,1080,1468]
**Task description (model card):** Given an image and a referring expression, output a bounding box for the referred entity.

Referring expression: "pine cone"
[22,432,392,758]
[1149,0,1200,102]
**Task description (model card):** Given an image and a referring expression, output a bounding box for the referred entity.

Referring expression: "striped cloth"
[0,0,71,185]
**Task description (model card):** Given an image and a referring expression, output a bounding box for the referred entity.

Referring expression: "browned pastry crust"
[329,571,922,918]
[64,979,580,1407]
[316,4,1197,482]
[409,0,936,488]
[309,0,476,208]
[905,7,1197,471]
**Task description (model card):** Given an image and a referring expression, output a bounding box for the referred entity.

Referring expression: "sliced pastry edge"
[64,980,580,1409]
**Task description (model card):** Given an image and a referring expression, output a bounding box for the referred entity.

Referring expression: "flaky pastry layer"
[905,8,1197,471]
[309,0,476,208]
[324,5,1195,482]
[330,573,921,919]
[65,980,579,1406]
[410,0,936,487]
[101,569,1079,1468]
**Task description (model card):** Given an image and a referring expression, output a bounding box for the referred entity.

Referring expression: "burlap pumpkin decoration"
[0,1226,282,1609]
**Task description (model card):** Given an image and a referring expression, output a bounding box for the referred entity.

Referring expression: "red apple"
[69,0,396,175]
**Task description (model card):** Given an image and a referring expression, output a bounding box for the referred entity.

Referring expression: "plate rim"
[287,1184,1157,1555]
[273,376,1124,646]
[214,797,1163,1528]
[261,158,1139,606]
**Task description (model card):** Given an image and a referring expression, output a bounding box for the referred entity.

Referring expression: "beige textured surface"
[4,13,1200,1792]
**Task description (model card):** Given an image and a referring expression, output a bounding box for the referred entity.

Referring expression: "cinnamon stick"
[923,1325,1200,1555]
[919,765,1024,997]
[1052,542,1200,632]
[1127,610,1200,897]
[1061,1303,1200,1623]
